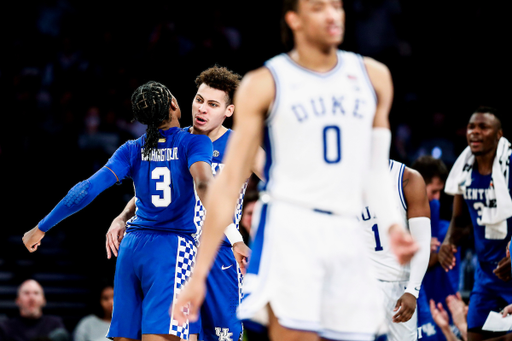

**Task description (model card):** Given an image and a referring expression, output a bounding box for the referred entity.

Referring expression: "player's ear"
[225,104,235,118]
[170,96,179,111]
[285,10,301,31]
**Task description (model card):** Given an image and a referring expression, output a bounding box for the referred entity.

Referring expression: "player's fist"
[171,276,206,326]
[22,226,45,253]
[389,224,418,265]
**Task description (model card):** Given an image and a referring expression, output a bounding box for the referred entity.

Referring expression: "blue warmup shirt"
[464,155,512,290]
[38,127,213,234]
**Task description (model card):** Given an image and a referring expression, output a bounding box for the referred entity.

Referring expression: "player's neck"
[191,125,228,142]
[159,117,180,130]
[289,43,338,73]
[475,149,497,175]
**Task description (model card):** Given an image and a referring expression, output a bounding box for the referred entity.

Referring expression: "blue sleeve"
[104,141,134,182]
[186,134,213,169]
[38,167,118,232]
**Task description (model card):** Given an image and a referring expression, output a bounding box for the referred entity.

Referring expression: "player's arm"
[106,196,136,259]
[364,56,418,265]
[23,166,120,252]
[190,161,214,205]
[393,167,431,323]
[251,147,266,181]
[172,67,273,323]
[439,194,471,272]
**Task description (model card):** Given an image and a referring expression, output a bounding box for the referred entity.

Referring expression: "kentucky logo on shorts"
[215,327,233,341]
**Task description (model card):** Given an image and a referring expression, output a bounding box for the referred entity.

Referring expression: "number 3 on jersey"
[323,125,341,164]
[152,167,171,207]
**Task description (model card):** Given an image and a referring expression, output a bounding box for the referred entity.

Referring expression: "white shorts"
[376,280,418,341]
[238,200,386,341]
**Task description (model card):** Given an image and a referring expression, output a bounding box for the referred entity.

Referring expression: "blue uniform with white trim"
[38,127,213,340]
[188,128,246,341]
[462,157,512,330]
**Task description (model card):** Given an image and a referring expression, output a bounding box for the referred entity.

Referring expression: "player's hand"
[431,237,441,252]
[106,217,127,259]
[22,226,45,253]
[493,256,511,282]
[501,304,512,317]
[446,292,467,331]
[232,241,251,275]
[393,293,417,323]
[438,243,457,272]
[389,224,419,265]
[429,299,449,329]
[171,276,206,325]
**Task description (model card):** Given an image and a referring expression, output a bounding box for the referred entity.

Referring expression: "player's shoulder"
[243,66,274,85]
[360,55,391,75]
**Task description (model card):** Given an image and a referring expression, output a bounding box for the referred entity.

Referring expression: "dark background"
[0,0,510,334]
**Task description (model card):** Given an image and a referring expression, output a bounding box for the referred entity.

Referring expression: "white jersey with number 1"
[361,159,409,281]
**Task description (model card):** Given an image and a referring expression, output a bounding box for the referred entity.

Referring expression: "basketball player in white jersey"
[360,160,431,341]
[173,1,419,340]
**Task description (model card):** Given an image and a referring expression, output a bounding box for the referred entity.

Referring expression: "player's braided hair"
[131,81,173,159]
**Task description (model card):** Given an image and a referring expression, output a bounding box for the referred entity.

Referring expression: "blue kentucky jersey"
[184,127,248,247]
[106,127,213,234]
[463,155,512,289]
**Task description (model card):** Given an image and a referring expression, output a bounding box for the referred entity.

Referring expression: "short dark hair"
[281,0,299,50]
[411,155,448,185]
[195,65,241,106]
[473,106,502,130]
[131,81,173,159]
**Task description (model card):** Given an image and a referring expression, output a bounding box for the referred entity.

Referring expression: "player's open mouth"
[195,116,207,125]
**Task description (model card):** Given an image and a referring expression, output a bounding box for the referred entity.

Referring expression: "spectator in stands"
[0,279,70,341]
[73,282,113,341]
[239,190,259,245]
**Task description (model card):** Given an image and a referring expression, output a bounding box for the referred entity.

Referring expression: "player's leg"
[268,305,319,341]
[137,232,197,340]
[142,335,180,341]
[201,245,243,341]
[467,283,508,341]
[108,233,143,340]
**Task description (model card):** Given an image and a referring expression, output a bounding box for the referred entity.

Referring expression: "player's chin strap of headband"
[405,217,431,299]
[364,127,403,234]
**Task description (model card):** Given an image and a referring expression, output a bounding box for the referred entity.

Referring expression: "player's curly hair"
[195,65,241,106]
[131,81,173,159]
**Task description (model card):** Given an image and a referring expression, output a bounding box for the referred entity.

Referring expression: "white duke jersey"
[359,160,409,281]
[262,50,376,216]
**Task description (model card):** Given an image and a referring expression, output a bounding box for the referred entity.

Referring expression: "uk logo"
[215,327,233,341]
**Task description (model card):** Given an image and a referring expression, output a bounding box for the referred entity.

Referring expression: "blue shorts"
[467,279,512,329]
[107,231,196,340]
[190,244,243,341]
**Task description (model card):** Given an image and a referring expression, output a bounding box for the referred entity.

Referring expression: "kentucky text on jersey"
[141,147,179,161]
[291,96,367,123]
[212,162,225,175]
[463,187,497,207]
